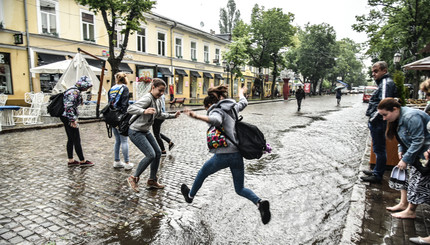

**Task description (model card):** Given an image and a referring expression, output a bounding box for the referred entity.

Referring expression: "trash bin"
[369,137,399,166]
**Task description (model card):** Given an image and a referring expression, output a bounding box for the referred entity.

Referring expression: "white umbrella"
[403,56,430,70]
[30,59,102,75]
[335,86,345,90]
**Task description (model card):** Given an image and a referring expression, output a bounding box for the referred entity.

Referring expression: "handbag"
[411,158,430,176]
[207,126,228,149]
[388,166,407,190]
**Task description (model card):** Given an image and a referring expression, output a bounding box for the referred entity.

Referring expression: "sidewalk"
[0,98,285,134]
[346,134,430,244]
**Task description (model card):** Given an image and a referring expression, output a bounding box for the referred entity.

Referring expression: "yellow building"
[0,0,240,105]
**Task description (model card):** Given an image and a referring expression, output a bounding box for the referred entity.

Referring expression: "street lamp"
[394,52,402,70]
[222,60,234,97]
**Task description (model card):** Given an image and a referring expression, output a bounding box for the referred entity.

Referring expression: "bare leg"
[386,189,408,212]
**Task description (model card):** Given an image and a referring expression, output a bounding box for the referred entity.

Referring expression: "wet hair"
[419,79,430,93]
[203,85,229,108]
[115,72,128,85]
[152,78,166,88]
[377,97,401,111]
[373,61,388,71]
[378,98,401,140]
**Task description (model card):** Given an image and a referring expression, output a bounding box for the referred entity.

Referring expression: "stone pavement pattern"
[0,94,429,244]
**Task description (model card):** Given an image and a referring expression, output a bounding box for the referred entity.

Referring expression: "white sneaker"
[113,161,125,168]
[124,162,134,170]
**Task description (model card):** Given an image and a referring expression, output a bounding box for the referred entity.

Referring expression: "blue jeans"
[369,120,387,179]
[190,152,260,204]
[128,129,161,179]
[113,127,129,162]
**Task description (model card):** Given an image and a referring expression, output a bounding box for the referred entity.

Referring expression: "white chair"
[14,92,45,125]
[0,94,8,131]
[0,94,7,106]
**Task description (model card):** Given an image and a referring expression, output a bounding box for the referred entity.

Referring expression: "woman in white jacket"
[126,78,180,192]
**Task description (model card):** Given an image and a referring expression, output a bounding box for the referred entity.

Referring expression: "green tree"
[245,4,295,98]
[353,0,430,96]
[327,38,366,90]
[295,23,338,94]
[219,0,241,34]
[74,0,155,84]
[222,36,250,96]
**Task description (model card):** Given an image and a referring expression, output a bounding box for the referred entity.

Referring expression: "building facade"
[0,0,257,105]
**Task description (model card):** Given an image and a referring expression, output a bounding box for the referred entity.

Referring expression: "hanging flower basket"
[138,76,152,83]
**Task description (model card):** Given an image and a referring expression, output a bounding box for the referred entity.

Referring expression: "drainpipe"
[170,21,177,85]
[24,0,33,91]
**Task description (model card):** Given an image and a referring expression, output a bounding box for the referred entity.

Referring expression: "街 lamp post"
[223,60,234,97]
[394,52,402,70]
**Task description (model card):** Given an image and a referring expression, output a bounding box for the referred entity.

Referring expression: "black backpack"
[47,90,68,117]
[219,105,267,160]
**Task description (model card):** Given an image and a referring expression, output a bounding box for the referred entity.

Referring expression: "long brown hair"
[378,98,401,140]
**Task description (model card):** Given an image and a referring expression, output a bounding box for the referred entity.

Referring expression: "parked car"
[350,87,360,94]
[363,86,378,103]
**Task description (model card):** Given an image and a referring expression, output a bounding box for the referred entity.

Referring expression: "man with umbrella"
[335,85,343,106]
[361,61,398,183]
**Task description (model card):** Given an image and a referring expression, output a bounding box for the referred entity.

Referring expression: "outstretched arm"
[184,108,210,123]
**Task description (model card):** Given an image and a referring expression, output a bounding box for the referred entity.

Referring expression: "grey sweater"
[207,96,248,154]
[127,93,174,132]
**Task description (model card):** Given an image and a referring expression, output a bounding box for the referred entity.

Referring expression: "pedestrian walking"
[61,75,94,167]
[377,98,430,221]
[361,61,398,183]
[295,85,305,111]
[335,87,342,106]
[152,94,175,157]
[180,85,271,225]
[126,78,181,192]
[109,72,134,170]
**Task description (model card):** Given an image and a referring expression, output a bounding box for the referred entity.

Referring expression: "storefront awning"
[119,63,133,74]
[214,74,224,80]
[190,70,201,78]
[203,72,213,79]
[158,67,173,76]
[86,59,106,69]
[175,69,188,76]
[38,53,66,66]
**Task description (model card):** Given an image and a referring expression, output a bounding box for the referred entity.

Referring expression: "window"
[158,32,166,56]
[82,12,95,42]
[113,30,124,48]
[0,53,13,94]
[175,38,182,58]
[137,28,146,52]
[215,48,220,63]
[204,45,209,63]
[191,41,197,61]
[40,0,57,35]
[214,77,220,87]
[176,76,183,94]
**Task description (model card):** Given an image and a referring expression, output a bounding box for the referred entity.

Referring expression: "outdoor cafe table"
[0,105,21,130]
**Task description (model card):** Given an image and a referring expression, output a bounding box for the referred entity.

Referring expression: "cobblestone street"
[0,95,370,244]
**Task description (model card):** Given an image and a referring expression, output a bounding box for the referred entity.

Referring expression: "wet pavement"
[0,94,429,244]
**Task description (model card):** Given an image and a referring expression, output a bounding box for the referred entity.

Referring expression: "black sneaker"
[360,175,381,183]
[362,170,373,176]
[80,160,94,167]
[169,142,175,151]
[68,160,80,167]
[181,184,193,203]
[258,200,271,225]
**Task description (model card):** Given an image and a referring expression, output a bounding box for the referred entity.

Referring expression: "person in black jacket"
[295,86,305,111]
[361,61,398,183]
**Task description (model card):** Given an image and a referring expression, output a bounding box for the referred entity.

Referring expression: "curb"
[340,133,371,244]
[1,99,287,134]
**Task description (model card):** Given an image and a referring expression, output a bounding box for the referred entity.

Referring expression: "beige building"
[0,0,249,105]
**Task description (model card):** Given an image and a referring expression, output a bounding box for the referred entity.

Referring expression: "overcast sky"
[153,0,371,44]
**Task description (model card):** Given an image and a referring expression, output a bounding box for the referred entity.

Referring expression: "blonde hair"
[115,72,128,85]
[419,79,430,93]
